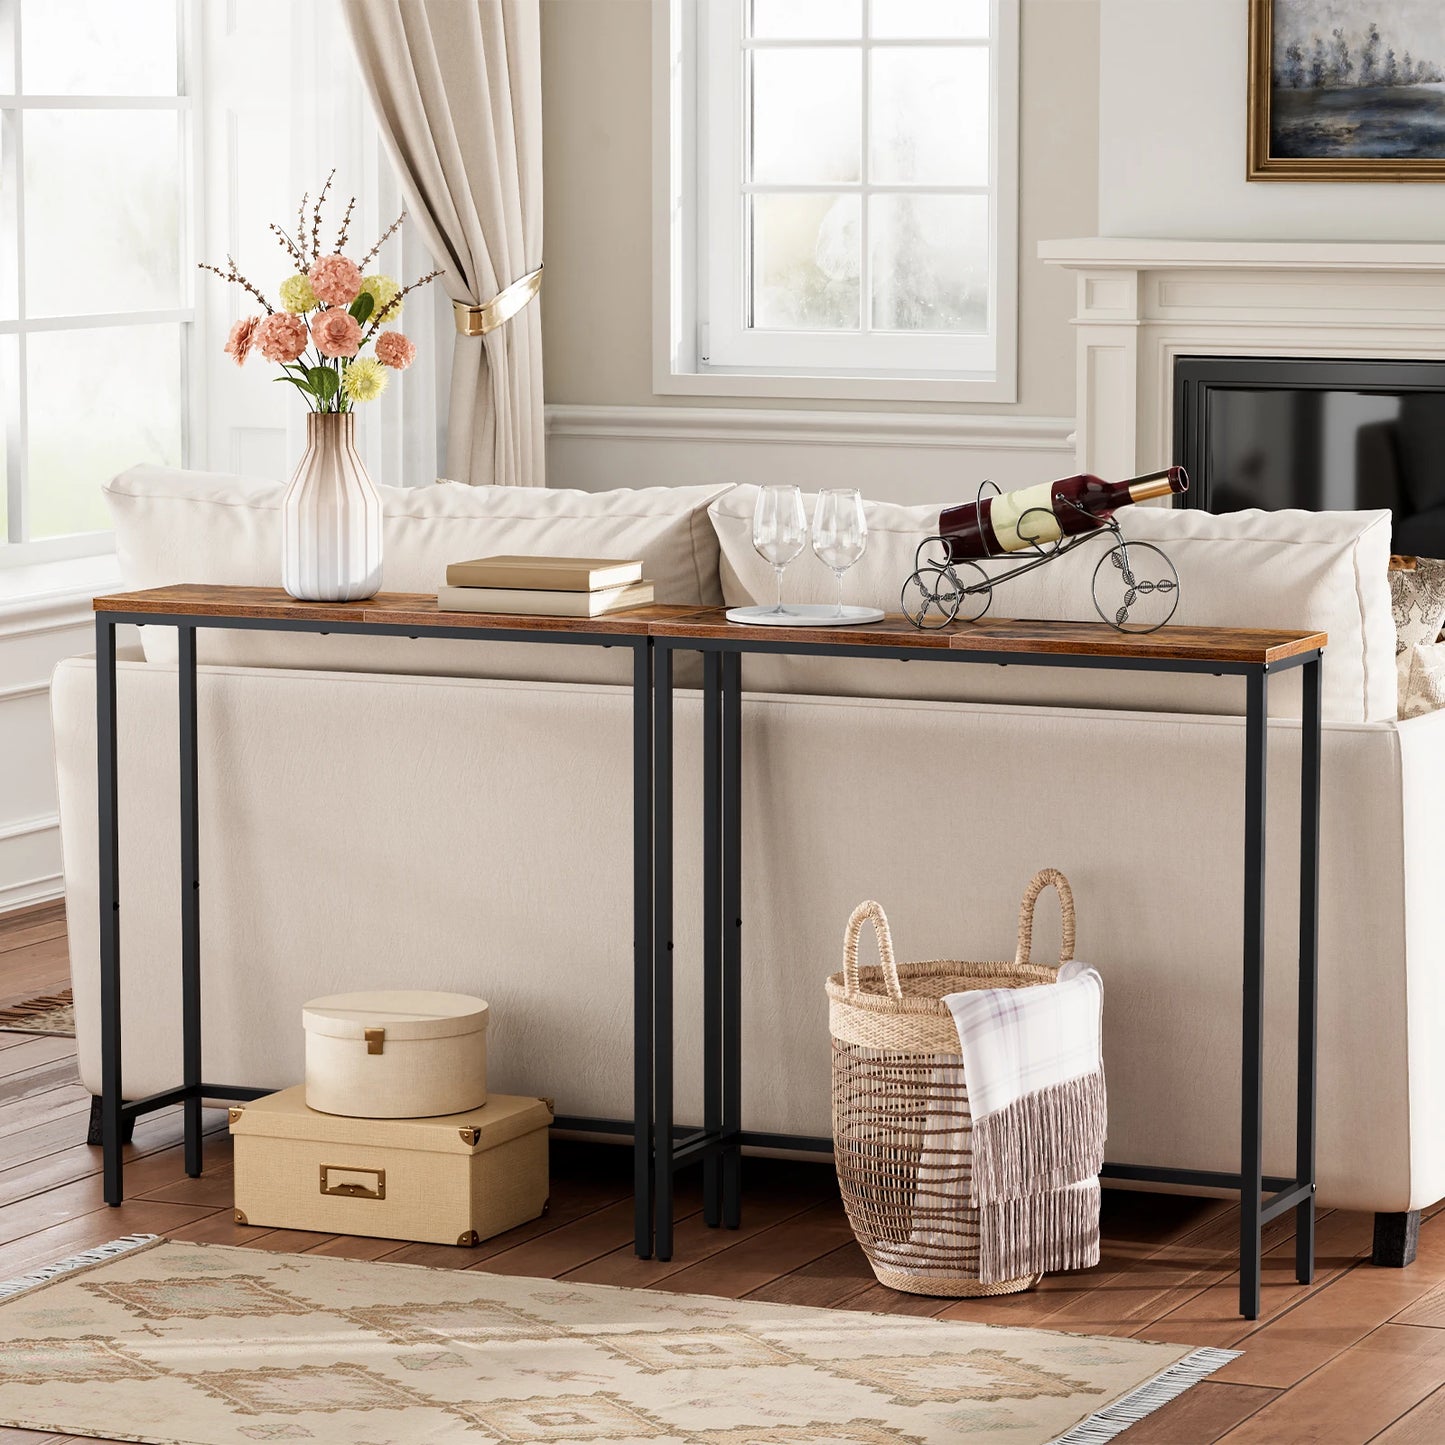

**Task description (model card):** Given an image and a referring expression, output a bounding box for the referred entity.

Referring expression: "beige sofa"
[52,468,1440,1235]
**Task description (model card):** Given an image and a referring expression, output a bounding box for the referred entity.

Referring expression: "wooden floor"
[1,902,1443,1443]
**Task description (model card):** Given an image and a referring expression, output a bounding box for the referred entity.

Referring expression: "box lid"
[302,990,488,1044]
[228,1086,550,1154]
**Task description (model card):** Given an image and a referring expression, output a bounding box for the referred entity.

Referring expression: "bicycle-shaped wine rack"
[900,481,1182,633]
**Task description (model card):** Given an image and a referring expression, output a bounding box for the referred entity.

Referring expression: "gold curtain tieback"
[453,263,543,337]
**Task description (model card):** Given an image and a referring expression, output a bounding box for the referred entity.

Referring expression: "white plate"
[725,604,887,627]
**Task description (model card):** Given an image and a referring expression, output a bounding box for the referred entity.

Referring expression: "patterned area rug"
[0,989,75,1037]
[0,1236,1236,1444]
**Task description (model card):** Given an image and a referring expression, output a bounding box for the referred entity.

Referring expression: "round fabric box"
[303,990,489,1119]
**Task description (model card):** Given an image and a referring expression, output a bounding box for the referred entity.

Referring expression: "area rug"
[0,1235,1236,1444]
[0,989,74,1036]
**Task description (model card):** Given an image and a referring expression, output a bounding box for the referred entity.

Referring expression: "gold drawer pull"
[320,1164,386,1200]
[364,1028,385,1055]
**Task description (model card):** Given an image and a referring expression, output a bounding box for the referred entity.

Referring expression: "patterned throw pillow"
[1390,556,1445,656]
[1399,641,1445,720]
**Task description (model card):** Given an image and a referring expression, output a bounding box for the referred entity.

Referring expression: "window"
[0,0,194,562]
[657,0,1018,402]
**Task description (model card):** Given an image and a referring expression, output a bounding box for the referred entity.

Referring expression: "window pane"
[20,0,178,95]
[870,0,990,39]
[751,49,861,183]
[27,323,182,538]
[750,0,862,39]
[870,193,988,332]
[751,194,860,330]
[870,47,989,185]
[24,110,182,317]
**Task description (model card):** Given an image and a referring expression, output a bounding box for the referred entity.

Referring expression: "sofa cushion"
[107,467,731,683]
[708,486,1395,722]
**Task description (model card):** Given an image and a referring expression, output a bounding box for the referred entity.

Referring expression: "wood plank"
[0,934,70,1003]
[0,1201,214,1279]
[0,899,66,936]
[478,1197,669,1280]
[0,917,66,957]
[1374,1383,1445,1443]
[1217,1324,1445,1444]
[0,1038,77,1082]
[1112,1381,1280,1443]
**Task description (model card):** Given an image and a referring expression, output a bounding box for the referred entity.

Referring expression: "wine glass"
[752,485,808,614]
[812,488,868,617]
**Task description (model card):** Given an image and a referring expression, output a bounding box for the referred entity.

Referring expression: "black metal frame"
[94,610,656,1231]
[646,631,1323,1321]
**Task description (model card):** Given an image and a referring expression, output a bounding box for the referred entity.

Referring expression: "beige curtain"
[342,0,544,487]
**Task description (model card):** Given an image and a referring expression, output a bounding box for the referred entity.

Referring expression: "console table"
[647,609,1326,1323]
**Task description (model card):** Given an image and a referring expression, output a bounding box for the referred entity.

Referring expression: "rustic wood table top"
[94,586,1327,665]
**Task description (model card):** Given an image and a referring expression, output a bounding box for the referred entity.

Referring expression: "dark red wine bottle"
[937,466,1189,562]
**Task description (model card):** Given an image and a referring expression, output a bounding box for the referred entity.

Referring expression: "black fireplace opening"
[1173,356,1445,556]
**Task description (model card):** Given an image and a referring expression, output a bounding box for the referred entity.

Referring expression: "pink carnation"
[223,316,260,366]
[309,254,362,306]
[311,308,362,358]
[254,312,308,363]
[375,331,417,370]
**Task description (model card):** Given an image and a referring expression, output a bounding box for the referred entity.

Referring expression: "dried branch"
[359,209,406,271]
[365,266,445,337]
[268,222,305,268]
[198,256,275,314]
[336,195,357,254]
[296,191,309,267]
[311,169,335,262]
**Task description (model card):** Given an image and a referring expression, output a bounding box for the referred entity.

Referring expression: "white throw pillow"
[708,486,1395,723]
[107,467,732,685]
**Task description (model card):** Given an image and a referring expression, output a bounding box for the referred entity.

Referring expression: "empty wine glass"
[812,488,868,617]
[752,485,808,614]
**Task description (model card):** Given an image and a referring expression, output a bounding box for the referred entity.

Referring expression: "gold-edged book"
[444,555,644,591]
[437,581,655,618]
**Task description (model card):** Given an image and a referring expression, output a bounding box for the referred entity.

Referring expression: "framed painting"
[1249,0,1445,179]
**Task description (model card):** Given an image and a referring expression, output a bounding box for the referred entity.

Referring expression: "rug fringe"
[0,1234,160,1303]
[1047,1346,1242,1445]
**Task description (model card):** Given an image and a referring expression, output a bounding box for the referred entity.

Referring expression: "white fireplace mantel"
[1039,237,1445,478]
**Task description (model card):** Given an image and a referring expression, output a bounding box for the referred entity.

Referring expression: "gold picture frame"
[1248,0,1445,181]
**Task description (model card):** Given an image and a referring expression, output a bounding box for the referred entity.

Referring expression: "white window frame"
[0,0,199,567]
[654,0,1018,404]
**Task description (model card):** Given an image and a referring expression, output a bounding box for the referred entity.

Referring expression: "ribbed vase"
[281,411,383,602]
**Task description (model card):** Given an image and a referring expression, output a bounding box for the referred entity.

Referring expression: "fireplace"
[1173,356,1445,555]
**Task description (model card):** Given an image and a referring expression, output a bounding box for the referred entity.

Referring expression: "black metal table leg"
[653,641,676,1262]
[1296,656,1321,1283]
[96,616,123,1206]
[1241,667,1269,1320]
[720,649,743,1228]
[178,626,203,1178]
[702,651,724,1228]
[633,639,655,1259]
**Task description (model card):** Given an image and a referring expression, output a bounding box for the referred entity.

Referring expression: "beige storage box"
[302,989,488,1118]
[230,1086,551,1246]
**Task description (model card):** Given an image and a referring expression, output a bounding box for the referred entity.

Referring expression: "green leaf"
[275,375,318,396]
[308,366,339,401]
[349,292,375,325]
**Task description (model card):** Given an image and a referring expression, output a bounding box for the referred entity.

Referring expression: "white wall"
[540,0,1099,497]
[1100,0,1445,240]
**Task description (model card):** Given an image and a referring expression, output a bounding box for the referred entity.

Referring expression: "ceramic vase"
[281,411,383,602]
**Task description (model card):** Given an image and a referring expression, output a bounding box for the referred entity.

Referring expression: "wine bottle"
[937,466,1189,562]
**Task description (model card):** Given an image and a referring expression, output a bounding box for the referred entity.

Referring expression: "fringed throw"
[979,1177,1101,1284]
[970,1068,1107,1206]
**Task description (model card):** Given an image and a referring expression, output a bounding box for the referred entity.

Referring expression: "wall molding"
[0,679,50,704]
[545,404,1076,453]
[0,871,63,912]
[0,813,59,846]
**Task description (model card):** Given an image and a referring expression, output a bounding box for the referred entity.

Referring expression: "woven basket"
[827,868,1076,1297]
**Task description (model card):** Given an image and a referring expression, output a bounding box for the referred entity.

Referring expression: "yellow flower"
[279,273,317,313]
[360,273,402,321]
[342,356,387,404]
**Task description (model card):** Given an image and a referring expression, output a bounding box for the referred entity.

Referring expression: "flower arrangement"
[201,171,443,412]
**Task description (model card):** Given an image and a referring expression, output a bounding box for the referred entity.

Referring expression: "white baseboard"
[544,404,1077,504]
[0,816,63,912]
[0,871,64,913]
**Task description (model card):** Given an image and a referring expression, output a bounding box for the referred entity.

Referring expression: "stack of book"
[437,555,654,617]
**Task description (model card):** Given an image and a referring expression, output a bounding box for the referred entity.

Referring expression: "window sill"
[651,367,1019,405]
[0,550,121,623]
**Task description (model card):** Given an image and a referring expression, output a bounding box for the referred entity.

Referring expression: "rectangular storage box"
[230,1086,550,1246]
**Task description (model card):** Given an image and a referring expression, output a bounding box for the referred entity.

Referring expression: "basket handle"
[844,900,903,1001]
[1014,868,1076,968]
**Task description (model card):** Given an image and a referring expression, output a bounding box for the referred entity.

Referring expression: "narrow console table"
[90,585,693,1255]
[646,610,1326,1323]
